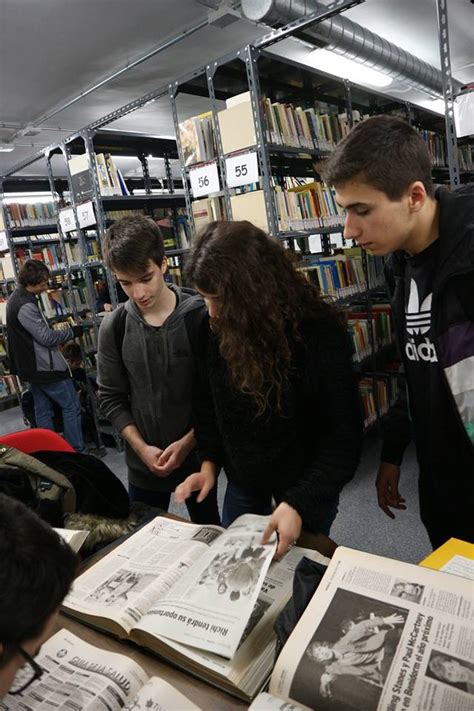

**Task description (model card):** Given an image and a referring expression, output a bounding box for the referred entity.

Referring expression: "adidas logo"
[406,279,432,335]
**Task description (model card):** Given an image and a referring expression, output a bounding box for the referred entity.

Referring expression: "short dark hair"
[0,494,78,666]
[18,259,50,287]
[322,115,434,199]
[103,215,165,274]
[62,342,82,362]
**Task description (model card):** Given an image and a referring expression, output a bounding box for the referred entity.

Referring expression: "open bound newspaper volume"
[61,514,330,701]
[0,630,201,711]
[251,545,474,711]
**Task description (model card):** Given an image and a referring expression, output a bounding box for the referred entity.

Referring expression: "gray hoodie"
[97,284,206,491]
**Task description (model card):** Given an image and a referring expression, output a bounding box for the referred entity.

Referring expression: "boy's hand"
[376,462,406,519]
[139,445,165,475]
[261,502,302,558]
[175,469,216,504]
[155,433,195,475]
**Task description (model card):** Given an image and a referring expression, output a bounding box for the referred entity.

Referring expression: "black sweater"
[193,313,363,533]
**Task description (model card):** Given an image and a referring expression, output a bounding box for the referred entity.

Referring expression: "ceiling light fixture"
[0,142,15,153]
[308,48,393,88]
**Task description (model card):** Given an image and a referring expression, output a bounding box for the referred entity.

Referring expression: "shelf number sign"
[189,161,220,198]
[77,201,96,229]
[0,231,7,252]
[225,151,259,188]
[59,207,76,233]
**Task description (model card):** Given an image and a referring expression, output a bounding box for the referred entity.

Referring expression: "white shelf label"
[0,231,8,251]
[225,151,259,188]
[77,201,96,229]
[189,161,220,198]
[59,207,76,233]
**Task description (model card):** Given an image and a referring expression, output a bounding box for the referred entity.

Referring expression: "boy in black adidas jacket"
[323,115,474,548]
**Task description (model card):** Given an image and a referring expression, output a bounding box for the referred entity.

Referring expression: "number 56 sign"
[189,161,220,198]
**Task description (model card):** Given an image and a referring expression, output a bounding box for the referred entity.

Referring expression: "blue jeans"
[30,379,85,452]
[223,480,339,536]
[129,482,221,526]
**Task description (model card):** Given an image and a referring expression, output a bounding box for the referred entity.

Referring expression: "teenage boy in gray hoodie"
[97,215,220,524]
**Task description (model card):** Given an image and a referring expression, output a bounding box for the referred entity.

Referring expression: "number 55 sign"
[189,161,220,198]
[225,151,259,188]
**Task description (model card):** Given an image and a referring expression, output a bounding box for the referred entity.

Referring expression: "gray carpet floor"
[0,406,431,564]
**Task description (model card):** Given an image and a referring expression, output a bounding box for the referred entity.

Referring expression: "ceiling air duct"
[241,0,462,97]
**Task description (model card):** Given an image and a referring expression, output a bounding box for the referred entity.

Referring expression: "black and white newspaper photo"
[133,514,277,658]
[269,546,474,711]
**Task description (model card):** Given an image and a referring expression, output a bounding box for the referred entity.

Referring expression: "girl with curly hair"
[175,221,362,555]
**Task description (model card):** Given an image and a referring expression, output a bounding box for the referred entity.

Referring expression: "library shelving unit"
[1,0,468,429]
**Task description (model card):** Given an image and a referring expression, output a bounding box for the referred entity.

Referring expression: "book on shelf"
[95,153,128,196]
[68,153,94,202]
[0,373,20,397]
[420,539,474,581]
[218,91,256,154]
[61,513,329,702]
[179,111,216,166]
[230,190,269,233]
[0,210,5,232]
[262,101,367,152]
[346,305,394,363]
[0,254,15,280]
[1,629,201,711]
[248,545,473,711]
[192,196,224,233]
[5,201,56,228]
[275,180,345,232]
[0,301,6,325]
[359,374,398,428]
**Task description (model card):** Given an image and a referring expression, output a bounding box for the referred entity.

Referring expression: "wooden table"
[53,520,337,709]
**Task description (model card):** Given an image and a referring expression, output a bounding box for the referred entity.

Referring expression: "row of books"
[263,99,367,151]
[16,245,65,272]
[359,373,399,429]
[297,248,385,299]
[418,129,473,171]
[346,305,393,362]
[11,232,60,245]
[63,240,100,265]
[5,201,57,228]
[275,180,344,231]
[68,153,130,201]
[39,285,90,319]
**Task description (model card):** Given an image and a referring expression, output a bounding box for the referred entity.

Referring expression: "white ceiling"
[0,0,472,178]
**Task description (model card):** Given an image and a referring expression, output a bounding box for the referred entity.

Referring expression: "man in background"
[323,115,474,547]
[0,494,78,698]
[6,259,85,451]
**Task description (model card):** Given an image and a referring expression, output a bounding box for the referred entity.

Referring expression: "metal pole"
[169,84,196,243]
[436,0,460,189]
[242,45,279,237]
[206,63,232,220]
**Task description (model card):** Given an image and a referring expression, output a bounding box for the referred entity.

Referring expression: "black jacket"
[6,286,74,384]
[381,185,474,481]
[194,312,363,533]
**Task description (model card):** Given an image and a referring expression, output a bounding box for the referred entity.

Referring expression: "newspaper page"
[270,546,474,711]
[123,677,201,710]
[54,527,90,552]
[133,514,277,659]
[63,517,223,633]
[135,545,329,697]
[1,629,147,710]
[249,692,310,710]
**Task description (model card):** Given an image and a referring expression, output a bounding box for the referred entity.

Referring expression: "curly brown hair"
[186,220,334,415]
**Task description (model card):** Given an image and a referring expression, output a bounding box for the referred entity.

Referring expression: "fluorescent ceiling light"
[0,143,15,152]
[308,48,393,88]
[417,98,445,115]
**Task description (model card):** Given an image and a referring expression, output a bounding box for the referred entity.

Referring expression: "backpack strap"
[113,305,128,358]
